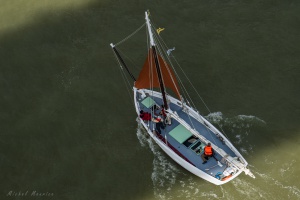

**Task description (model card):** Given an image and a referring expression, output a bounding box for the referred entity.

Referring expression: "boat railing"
[169,110,255,177]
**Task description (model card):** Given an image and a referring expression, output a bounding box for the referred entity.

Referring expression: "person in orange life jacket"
[201,143,214,164]
[152,115,165,134]
[140,110,151,121]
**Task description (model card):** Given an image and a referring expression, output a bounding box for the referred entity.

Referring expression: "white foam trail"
[206,112,266,128]
[231,178,272,199]
[136,114,286,200]
[239,147,248,155]
[205,112,265,156]
[236,115,266,125]
[255,169,300,199]
[136,120,148,148]
[219,186,234,199]
[136,122,180,200]
[235,134,242,144]
[136,123,211,200]
[279,160,296,177]
[264,155,275,165]
[206,112,223,124]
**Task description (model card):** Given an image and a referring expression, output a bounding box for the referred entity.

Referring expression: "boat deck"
[137,92,239,179]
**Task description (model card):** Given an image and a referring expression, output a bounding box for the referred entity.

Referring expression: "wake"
[135,113,299,200]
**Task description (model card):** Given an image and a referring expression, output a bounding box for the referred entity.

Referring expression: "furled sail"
[135,49,181,99]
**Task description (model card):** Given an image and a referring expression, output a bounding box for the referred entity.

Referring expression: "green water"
[0,0,299,199]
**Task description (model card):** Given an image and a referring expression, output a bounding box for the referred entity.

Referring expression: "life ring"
[221,174,233,181]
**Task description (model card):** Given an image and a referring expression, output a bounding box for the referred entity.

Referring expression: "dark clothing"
[152,116,164,134]
[201,153,213,162]
[159,108,167,117]
[155,121,165,134]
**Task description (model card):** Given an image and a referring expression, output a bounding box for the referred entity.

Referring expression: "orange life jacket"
[204,146,213,156]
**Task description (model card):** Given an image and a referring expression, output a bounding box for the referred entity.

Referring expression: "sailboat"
[110,11,255,185]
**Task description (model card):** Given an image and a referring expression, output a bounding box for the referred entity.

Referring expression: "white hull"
[111,11,254,185]
[134,88,247,185]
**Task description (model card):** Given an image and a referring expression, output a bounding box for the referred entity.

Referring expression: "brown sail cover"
[135,50,181,99]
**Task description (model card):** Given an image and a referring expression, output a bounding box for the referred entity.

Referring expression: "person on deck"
[201,143,214,164]
[159,105,167,117]
[139,110,151,121]
[152,115,165,135]
[151,105,160,115]
[159,105,172,125]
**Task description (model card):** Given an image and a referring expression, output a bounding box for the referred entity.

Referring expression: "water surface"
[0,0,299,199]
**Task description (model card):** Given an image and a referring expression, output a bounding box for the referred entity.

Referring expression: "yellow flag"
[157,28,165,34]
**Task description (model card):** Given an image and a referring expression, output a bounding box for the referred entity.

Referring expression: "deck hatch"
[141,97,156,108]
[168,124,193,144]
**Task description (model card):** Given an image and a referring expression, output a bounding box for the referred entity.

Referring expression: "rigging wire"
[172,55,211,113]
[152,30,181,100]
[111,49,134,106]
[151,25,195,105]
[155,28,228,138]
[112,17,229,140]
[116,47,141,72]
[157,32,230,139]
[145,24,155,131]
[109,15,254,175]
[151,25,200,134]
[150,23,221,144]
[114,23,146,47]
[151,24,197,109]
[121,68,134,104]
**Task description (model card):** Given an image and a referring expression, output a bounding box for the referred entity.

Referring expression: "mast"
[110,43,136,81]
[145,11,169,110]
